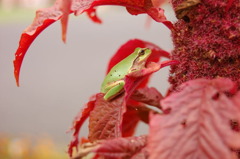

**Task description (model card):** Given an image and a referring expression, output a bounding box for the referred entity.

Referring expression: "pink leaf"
[86,7,102,23]
[88,93,125,142]
[122,104,158,137]
[131,87,163,108]
[122,106,141,137]
[124,60,178,102]
[72,136,147,159]
[148,78,240,159]
[60,0,72,43]
[151,0,167,7]
[94,135,147,159]
[68,94,97,156]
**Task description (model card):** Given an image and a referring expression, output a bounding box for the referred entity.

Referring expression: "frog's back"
[101,51,138,93]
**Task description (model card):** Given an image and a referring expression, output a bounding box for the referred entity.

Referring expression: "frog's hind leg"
[103,81,125,101]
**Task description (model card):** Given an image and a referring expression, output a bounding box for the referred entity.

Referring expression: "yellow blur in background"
[0,134,68,159]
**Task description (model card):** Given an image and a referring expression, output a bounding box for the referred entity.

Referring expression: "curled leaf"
[124,60,178,102]
[72,135,148,159]
[131,87,163,108]
[13,1,63,86]
[13,0,171,86]
[107,39,171,89]
[107,39,170,73]
[148,78,240,159]
[68,94,97,156]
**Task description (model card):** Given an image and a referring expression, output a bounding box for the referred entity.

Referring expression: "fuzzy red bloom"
[169,0,240,89]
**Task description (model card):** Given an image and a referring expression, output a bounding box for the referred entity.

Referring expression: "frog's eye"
[138,50,145,56]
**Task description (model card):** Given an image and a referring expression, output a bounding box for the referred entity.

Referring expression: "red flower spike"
[170,0,240,89]
[68,94,97,157]
[148,78,240,159]
[226,0,234,11]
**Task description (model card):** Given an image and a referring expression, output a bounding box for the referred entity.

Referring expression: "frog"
[100,47,152,101]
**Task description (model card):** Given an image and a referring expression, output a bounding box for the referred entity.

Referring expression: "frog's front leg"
[104,80,125,101]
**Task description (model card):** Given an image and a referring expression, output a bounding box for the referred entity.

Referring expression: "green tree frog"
[101,47,152,101]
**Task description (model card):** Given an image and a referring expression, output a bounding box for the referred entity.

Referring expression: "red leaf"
[68,94,97,157]
[72,135,147,159]
[86,7,102,23]
[131,87,163,108]
[122,106,141,137]
[13,3,63,86]
[14,0,171,85]
[90,0,171,27]
[151,0,167,7]
[88,93,125,142]
[94,135,147,159]
[124,60,178,102]
[122,104,157,137]
[148,78,240,159]
[60,0,72,43]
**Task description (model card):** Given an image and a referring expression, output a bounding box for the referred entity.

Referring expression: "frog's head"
[136,48,151,63]
[129,48,152,74]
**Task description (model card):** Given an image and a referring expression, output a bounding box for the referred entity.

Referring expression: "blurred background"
[0,1,176,158]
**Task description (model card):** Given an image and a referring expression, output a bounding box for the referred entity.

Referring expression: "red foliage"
[148,78,240,159]
[68,55,177,156]
[72,135,147,159]
[170,0,240,89]
[93,135,147,159]
[130,87,163,108]
[88,93,124,142]
[68,94,97,156]
[13,0,239,159]
[13,0,171,86]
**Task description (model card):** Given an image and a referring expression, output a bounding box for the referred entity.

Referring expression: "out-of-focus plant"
[0,135,67,159]
[13,0,240,159]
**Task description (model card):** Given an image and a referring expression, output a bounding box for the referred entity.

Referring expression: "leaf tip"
[13,59,20,87]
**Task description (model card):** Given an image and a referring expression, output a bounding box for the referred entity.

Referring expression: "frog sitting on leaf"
[101,48,151,100]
